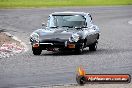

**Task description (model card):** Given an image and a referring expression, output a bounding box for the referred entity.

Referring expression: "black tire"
[89,42,97,51]
[75,43,84,54]
[32,47,42,55]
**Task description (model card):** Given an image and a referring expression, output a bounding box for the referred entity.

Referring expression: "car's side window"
[47,15,57,27]
[47,16,50,27]
[86,14,92,26]
[88,14,92,21]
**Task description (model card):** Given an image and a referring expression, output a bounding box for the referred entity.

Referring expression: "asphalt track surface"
[0,6,132,88]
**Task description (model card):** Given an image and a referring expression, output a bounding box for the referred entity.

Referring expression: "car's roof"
[51,12,88,16]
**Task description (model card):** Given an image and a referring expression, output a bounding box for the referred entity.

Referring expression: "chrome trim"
[39,43,53,45]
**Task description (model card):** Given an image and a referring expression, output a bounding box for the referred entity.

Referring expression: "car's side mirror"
[42,23,46,27]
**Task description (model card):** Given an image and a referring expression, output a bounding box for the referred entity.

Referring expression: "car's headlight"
[69,33,80,42]
[30,32,39,42]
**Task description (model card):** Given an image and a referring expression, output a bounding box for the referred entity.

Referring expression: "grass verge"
[0,0,132,8]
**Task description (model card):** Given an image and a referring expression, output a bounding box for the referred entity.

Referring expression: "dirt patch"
[0,32,25,58]
[0,32,22,47]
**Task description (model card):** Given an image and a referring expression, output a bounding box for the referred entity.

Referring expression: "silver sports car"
[30,12,100,55]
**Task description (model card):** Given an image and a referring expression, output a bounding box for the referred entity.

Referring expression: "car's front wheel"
[89,42,97,51]
[75,43,84,54]
[32,47,42,55]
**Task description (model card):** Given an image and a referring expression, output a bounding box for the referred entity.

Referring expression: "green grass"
[0,0,132,8]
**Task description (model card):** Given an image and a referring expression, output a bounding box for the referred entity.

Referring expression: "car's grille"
[40,39,67,43]
[39,39,68,48]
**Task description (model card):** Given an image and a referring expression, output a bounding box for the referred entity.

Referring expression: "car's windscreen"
[48,15,86,28]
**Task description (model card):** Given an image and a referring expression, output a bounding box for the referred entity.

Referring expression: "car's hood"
[34,28,80,40]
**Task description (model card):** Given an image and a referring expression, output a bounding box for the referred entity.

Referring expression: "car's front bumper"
[31,39,83,50]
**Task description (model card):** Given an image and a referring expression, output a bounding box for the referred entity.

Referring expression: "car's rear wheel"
[32,47,42,55]
[89,42,97,51]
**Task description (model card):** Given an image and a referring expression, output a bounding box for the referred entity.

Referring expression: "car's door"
[88,25,98,44]
[86,14,99,45]
[85,14,95,45]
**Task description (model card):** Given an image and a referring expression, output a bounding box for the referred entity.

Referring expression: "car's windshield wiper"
[62,26,73,28]
[74,26,87,29]
[50,26,58,28]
